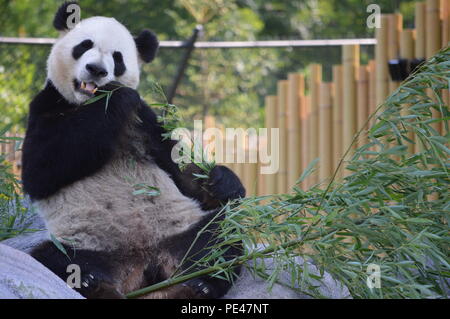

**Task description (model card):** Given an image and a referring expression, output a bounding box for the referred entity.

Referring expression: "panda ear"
[53,1,80,31]
[135,30,159,63]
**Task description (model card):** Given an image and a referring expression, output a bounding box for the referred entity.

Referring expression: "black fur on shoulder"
[134,29,159,63]
[21,81,141,200]
[53,1,80,31]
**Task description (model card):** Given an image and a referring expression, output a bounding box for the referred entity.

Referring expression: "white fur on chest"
[36,157,207,252]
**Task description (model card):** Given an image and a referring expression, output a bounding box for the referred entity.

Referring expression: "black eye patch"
[113,51,126,77]
[72,40,93,60]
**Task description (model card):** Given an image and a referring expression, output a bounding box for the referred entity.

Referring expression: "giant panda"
[21,2,245,299]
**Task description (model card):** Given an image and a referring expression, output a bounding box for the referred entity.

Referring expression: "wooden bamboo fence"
[213,1,449,196]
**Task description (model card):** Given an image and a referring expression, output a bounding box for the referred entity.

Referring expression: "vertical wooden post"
[342,45,359,176]
[264,96,278,195]
[0,132,5,155]
[246,163,258,197]
[226,123,237,175]
[368,60,377,126]
[6,131,16,163]
[241,135,249,196]
[287,73,303,190]
[332,65,343,177]
[300,95,310,190]
[376,15,390,106]
[308,64,322,185]
[235,131,246,189]
[415,2,427,59]
[427,0,442,58]
[441,0,450,137]
[277,80,288,194]
[257,136,267,196]
[400,29,415,64]
[388,13,404,92]
[244,134,258,196]
[203,115,216,161]
[400,29,416,154]
[357,65,369,149]
[442,0,450,46]
[318,83,333,184]
[415,3,427,153]
[426,0,443,134]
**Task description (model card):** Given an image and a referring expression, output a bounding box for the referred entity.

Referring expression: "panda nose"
[86,63,108,78]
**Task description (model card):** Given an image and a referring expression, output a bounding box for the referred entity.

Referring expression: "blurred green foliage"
[0,0,418,130]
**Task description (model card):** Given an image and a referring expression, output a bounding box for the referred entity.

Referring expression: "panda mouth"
[74,79,98,96]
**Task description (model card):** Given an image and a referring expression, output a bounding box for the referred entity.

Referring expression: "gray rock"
[223,250,351,299]
[2,212,48,253]
[0,243,83,299]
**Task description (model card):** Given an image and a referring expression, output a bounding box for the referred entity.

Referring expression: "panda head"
[47,1,159,104]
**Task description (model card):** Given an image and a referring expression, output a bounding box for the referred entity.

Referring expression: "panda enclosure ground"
[0,0,449,299]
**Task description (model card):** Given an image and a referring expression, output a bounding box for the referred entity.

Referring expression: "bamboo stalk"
[249,133,258,196]
[225,126,237,175]
[342,45,359,177]
[277,80,289,194]
[300,95,310,190]
[308,64,322,185]
[287,73,304,191]
[426,0,443,203]
[388,13,403,92]
[256,136,266,196]
[426,0,443,134]
[244,160,258,196]
[0,132,6,155]
[203,115,216,161]
[416,2,427,59]
[264,96,278,195]
[441,0,450,137]
[318,83,333,184]
[415,3,427,153]
[368,60,377,126]
[376,15,390,106]
[332,65,343,177]
[234,132,246,188]
[427,0,442,58]
[11,133,17,163]
[442,0,450,46]
[357,65,369,149]
[400,29,416,154]
[126,233,320,299]
[400,29,416,61]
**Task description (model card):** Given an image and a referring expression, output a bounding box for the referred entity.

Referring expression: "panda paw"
[78,272,125,299]
[97,82,141,112]
[207,165,245,202]
[183,278,217,299]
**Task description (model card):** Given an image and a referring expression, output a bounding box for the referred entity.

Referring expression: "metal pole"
[167,25,203,104]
